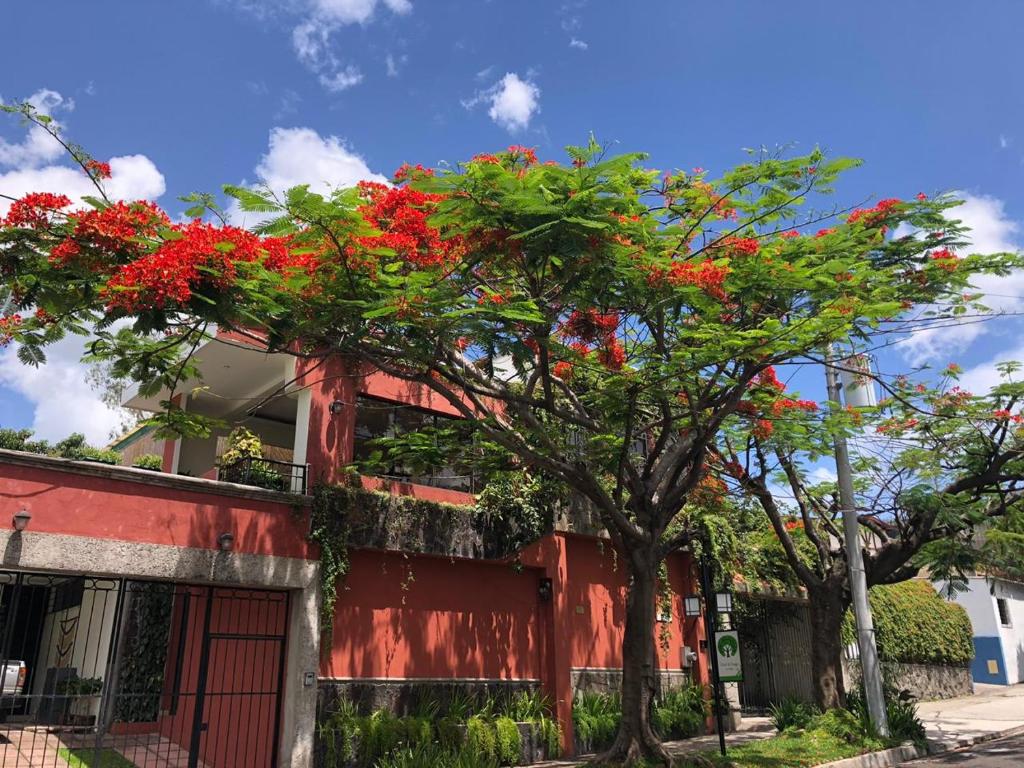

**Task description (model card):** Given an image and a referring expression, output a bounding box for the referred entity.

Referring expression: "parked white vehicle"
[0,660,26,695]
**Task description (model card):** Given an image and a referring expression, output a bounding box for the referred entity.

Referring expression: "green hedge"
[843,580,973,666]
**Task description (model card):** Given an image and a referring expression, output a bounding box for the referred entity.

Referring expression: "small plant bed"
[573,686,707,755]
[318,690,562,767]
[57,747,137,768]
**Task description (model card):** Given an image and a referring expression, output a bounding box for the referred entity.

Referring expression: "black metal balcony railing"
[218,457,309,494]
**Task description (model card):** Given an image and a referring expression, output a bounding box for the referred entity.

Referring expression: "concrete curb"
[814,723,1024,768]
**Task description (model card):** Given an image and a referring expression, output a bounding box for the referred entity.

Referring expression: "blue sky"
[1,0,1023,443]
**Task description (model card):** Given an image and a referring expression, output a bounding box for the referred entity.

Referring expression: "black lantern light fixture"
[217,532,235,551]
[716,590,734,614]
[329,400,345,415]
[537,577,553,602]
[12,508,31,532]
[683,594,702,618]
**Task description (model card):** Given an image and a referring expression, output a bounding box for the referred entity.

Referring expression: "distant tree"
[2,104,1020,762]
[719,363,1023,709]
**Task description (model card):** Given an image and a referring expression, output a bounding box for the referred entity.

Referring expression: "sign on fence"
[715,630,743,682]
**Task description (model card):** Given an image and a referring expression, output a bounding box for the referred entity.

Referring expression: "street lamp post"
[686,554,730,757]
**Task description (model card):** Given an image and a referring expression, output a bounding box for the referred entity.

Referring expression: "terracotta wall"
[0,459,315,560]
[322,549,545,681]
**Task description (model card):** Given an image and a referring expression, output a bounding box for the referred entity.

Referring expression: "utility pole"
[824,344,889,737]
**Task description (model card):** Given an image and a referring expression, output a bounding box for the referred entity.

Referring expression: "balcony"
[218,456,309,495]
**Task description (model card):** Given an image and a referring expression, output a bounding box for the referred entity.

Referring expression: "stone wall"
[570,667,696,698]
[317,678,541,719]
[842,659,973,701]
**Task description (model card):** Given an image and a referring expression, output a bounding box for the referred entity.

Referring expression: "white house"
[934,576,1024,686]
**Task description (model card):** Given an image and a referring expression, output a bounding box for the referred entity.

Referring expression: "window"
[353,396,475,492]
[997,597,1012,627]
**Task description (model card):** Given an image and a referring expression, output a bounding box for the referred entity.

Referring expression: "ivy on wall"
[113,583,174,722]
[309,474,553,635]
[842,580,974,666]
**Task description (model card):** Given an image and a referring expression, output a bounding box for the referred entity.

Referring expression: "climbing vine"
[309,474,556,634]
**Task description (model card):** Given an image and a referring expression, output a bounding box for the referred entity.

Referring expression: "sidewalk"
[915,683,1024,752]
[533,716,774,766]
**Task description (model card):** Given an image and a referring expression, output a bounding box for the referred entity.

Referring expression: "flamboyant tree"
[2,103,1020,762]
[718,363,1023,710]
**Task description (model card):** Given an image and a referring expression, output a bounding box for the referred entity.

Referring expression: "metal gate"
[736,597,815,712]
[0,570,289,768]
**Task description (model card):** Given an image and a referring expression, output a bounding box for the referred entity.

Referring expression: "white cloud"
[0,155,166,218]
[0,90,166,443]
[899,192,1022,365]
[999,134,1010,150]
[959,342,1024,396]
[385,53,406,77]
[281,0,410,91]
[227,126,386,224]
[463,72,541,133]
[0,89,73,169]
[0,336,129,444]
[569,37,588,50]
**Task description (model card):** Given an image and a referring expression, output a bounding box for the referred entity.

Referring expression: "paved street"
[915,684,1024,750]
[900,731,1024,766]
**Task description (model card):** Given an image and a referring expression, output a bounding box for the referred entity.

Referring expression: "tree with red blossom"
[2,105,1022,762]
[717,362,1023,710]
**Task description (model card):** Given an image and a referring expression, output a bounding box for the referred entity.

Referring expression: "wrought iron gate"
[736,597,815,712]
[0,570,289,768]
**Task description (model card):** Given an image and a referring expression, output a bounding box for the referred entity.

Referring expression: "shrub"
[464,715,497,763]
[768,696,819,732]
[847,682,926,744]
[652,684,707,739]
[808,708,866,744]
[572,692,620,752]
[843,581,973,666]
[132,454,163,470]
[494,717,521,765]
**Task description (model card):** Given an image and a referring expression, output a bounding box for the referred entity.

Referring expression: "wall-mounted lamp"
[683,595,702,618]
[12,509,31,532]
[328,400,345,415]
[715,591,733,614]
[538,577,553,603]
[217,532,235,551]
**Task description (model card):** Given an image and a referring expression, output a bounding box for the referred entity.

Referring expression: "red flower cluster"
[716,236,759,256]
[596,338,626,370]
[847,198,900,227]
[770,397,818,416]
[876,417,919,435]
[753,366,785,392]
[354,182,462,269]
[561,308,619,343]
[104,221,283,311]
[392,163,434,183]
[0,313,22,346]
[661,259,730,301]
[471,153,501,165]
[3,192,72,228]
[85,160,112,179]
[53,201,170,265]
[691,473,728,508]
[991,409,1024,423]
[929,248,959,272]
[506,145,538,166]
[752,418,774,440]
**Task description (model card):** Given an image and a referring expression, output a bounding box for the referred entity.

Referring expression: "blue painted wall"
[970,636,1008,685]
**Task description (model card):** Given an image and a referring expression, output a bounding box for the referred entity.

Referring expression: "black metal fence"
[218,457,309,494]
[0,570,289,768]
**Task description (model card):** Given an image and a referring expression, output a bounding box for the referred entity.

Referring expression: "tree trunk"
[595,548,672,765]
[807,582,851,711]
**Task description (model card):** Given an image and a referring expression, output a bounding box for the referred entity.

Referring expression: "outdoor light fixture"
[12,509,31,532]
[329,400,345,415]
[537,577,553,602]
[217,532,235,551]
[683,594,702,618]
[716,591,733,614]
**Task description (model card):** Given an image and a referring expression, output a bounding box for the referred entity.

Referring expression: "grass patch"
[692,725,889,768]
[57,747,138,768]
